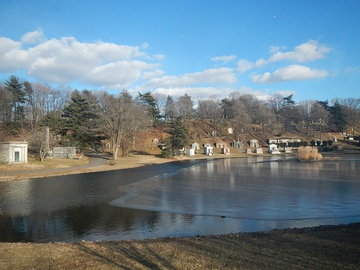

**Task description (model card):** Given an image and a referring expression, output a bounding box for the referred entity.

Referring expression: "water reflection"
[0,156,360,243]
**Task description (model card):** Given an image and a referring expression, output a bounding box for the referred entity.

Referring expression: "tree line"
[1,75,359,160]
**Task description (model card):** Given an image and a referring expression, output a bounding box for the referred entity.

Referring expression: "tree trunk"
[113,145,119,161]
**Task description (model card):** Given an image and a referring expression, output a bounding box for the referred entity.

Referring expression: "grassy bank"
[1,223,360,269]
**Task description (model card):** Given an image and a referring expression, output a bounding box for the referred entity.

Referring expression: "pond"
[0,156,359,243]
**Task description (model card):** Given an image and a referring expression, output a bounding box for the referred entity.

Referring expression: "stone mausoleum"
[0,141,28,163]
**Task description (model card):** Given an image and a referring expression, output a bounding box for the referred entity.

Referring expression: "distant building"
[231,140,244,149]
[222,147,230,155]
[249,139,259,148]
[186,148,195,156]
[52,147,77,159]
[204,144,214,155]
[268,144,281,154]
[268,138,301,145]
[214,140,226,148]
[191,141,200,151]
[0,141,28,163]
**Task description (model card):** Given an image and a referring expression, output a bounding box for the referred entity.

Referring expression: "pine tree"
[62,90,101,152]
[165,117,189,156]
[329,101,347,132]
[4,75,27,123]
[138,91,162,123]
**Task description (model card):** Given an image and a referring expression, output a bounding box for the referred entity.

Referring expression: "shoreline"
[0,153,249,182]
[1,153,360,268]
[1,222,359,269]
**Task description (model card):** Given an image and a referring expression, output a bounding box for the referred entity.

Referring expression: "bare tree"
[197,96,223,136]
[164,95,178,122]
[127,103,152,150]
[297,100,329,136]
[153,93,167,117]
[98,92,132,160]
[24,82,72,130]
[340,98,360,134]
[268,93,287,123]
[177,93,194,126]
[28,127,54,161]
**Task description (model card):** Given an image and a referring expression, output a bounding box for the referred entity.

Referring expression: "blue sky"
[0,0,359,102]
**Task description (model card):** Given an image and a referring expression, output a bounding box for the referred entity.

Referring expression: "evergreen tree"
[329,101,347,132]
[40,112,64,135]
[62,90,101,152]
[138,91,162,124]
[4,75,27,123]
[160,139,173,158]
[164,117,189,156]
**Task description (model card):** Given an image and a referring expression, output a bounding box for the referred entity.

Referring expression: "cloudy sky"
[0,0,359,102]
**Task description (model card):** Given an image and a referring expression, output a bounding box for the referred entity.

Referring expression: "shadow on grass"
[73,223,360,269]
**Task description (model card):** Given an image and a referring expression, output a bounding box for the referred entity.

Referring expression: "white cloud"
[0,31,162,89]
[21,29,45,44]
[237,86,272,101]
[237,59,254,72]
[153,86,236,100]
[145,68,236,88]
[212,55,237,63]
[153,54,166,60]
[0,37,25,71]
[259,40,331,67]
[269,46,282,53]
[251,65,329,84]
[237,40,331,72]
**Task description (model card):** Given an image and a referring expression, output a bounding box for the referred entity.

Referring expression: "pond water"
[0,156,359,243]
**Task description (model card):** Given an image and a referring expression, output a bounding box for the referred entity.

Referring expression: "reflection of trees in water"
[0,204,163,242]
[0,215,30,242]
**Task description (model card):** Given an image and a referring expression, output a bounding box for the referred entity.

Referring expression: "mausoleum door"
[14,151,20,162]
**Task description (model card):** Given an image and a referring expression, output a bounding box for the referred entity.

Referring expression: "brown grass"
[297,146,323,161]
[0,223,359,269]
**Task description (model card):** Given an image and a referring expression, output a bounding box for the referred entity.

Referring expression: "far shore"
[1,146,358,182]
[0,152,250,182]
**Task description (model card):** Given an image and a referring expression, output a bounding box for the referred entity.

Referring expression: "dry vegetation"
[1,223,360,269]
[296,146,323,161]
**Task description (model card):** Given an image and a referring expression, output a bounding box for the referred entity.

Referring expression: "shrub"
[297,146,322,161]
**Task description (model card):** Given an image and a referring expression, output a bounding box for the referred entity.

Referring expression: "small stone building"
[268,144,281,154]
[0,141,28,163]
[231,140,244,150]
[249,139,259,148]
[191,141,200,151]
[222,147,230,155]
[204,143,214,156]
[186,148,195,156]
[214,141,226,148]
[52,147,77,159]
